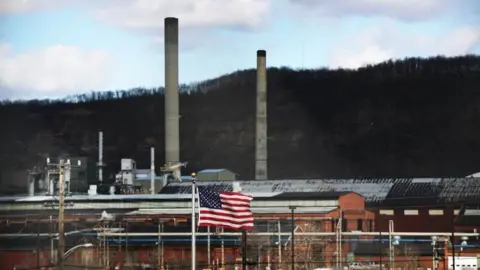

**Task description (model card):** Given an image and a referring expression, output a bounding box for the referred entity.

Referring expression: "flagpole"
[191,176,196,270]
[242,230,247,270]
[207,226,211,267]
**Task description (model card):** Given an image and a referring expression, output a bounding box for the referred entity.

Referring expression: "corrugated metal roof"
[160,179,393,204]
[0,191,287,203]
[439,177,480,203]
[160,177,480,206]
[263,191,349,201]
[382,179,444,206]
[2,177,480,206]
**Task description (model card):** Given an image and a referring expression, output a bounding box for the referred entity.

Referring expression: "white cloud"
[290,0,472,21]
[1,0,272,52]
[94,0,271,31]
[0,0,271,30]
[0,0,68,14]
[0,44,113,99]
[327,24,480,69]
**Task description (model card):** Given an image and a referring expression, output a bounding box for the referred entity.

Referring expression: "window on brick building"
[404,209,419,215]
[342,218,347,232]
[357,219,363,231]
[331,219,337,232]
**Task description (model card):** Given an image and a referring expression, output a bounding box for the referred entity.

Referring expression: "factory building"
[0,189,374,269]
[1,156,91,196]
[161,178,480,269]
[164,178,480,232]
[0,177,479,269]
[0,176,480,269]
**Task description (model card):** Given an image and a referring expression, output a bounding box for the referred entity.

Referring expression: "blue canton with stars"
[198,186,222,209]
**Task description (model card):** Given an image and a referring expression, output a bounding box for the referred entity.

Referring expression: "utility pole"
[242,230,247,270]
[45,157,80,269]
[389,220,394,270]
[58,159,65,270]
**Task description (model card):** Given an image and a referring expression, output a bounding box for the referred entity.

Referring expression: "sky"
[0,0,479,100]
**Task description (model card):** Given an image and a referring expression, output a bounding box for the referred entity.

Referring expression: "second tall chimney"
[255,50,268,180]
[164,17,180,165]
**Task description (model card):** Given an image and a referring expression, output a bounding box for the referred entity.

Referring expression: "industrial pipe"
[97,232,480,237]
[3,231,479,238]
[96,237,460,243]
[0,228,103,238]
[63,243,93,259]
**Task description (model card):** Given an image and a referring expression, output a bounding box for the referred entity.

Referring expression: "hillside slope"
[1,55,480,184]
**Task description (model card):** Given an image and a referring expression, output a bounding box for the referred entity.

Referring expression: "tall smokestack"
[255,50,268,180]
[164,17,180,166]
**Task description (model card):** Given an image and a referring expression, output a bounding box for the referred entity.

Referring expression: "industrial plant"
[0,16,479,270]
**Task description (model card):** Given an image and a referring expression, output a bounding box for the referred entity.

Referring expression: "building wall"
[338,193,365,210]
[456,224,480,233]
[328,193,374,232]
[374,207,457,232]
[0,192,372,269]
[0,249,52,270]
[327,210,375,232]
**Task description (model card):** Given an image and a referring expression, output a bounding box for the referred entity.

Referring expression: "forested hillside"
[1,55,480,184]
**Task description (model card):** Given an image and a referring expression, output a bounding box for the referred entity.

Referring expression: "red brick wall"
[375,207,456,232]
[0,250,52,270]
[338,193,365,210]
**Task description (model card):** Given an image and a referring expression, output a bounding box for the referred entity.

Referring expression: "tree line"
[1,55,479,189]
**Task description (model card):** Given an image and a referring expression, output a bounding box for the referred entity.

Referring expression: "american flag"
[197,186,254,230]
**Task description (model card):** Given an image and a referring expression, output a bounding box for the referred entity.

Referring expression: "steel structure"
[98,232,480,237]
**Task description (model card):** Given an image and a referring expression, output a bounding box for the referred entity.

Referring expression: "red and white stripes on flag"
[197,186,254,230]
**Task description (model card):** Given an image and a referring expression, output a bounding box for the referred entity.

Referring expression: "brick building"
[1,177,480,269]
[0,190,373,269]
[161,177,480,233]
